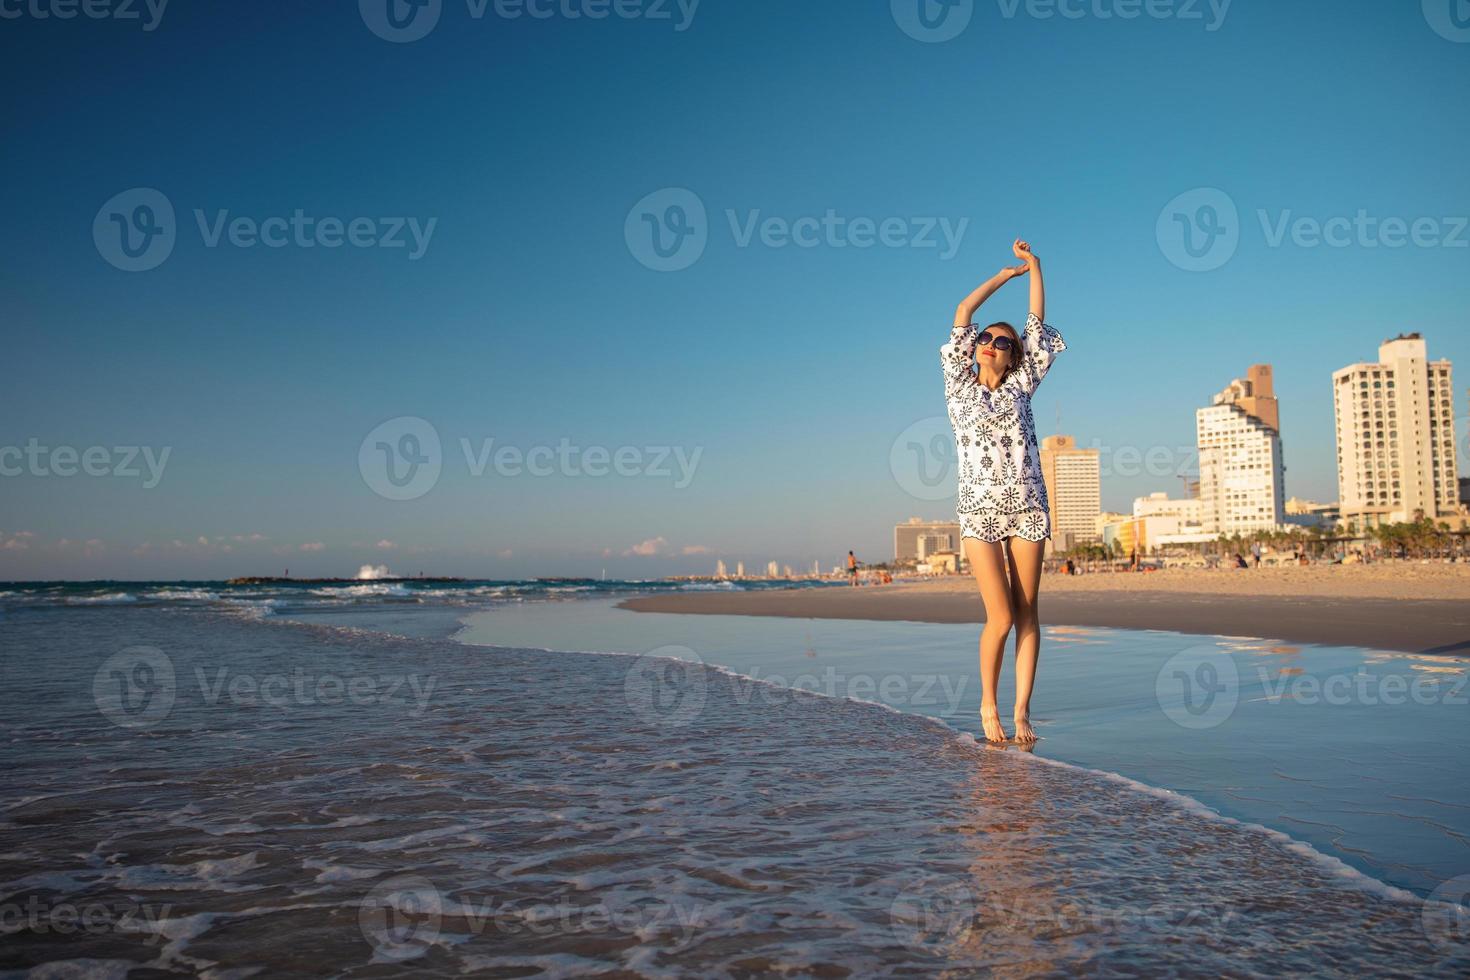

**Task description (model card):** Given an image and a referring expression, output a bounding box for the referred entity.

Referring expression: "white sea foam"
[148,588,222,601]
[310,583,411,598]
[63,592,137,605]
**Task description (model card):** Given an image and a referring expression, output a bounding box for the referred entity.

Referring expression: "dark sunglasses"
[977,330,1016,352]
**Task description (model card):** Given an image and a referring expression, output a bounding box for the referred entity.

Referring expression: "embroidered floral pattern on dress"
[940,312,1068,542]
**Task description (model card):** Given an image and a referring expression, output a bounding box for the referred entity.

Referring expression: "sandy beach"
[620,563,1470,655]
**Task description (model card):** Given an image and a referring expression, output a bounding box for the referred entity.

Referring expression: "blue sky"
[3,0,1468,580]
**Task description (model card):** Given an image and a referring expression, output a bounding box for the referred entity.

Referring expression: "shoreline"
[618,568,1470,655]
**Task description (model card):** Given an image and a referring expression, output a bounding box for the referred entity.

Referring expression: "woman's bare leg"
[1005,536,1046,743]
[963,535,1014,743]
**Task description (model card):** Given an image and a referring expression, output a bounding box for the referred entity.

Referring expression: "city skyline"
[2,325,1463,579]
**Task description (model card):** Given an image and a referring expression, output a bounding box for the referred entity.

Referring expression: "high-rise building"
[1333,333,1458,529]
[715,559,727,578]
[735,561,745,578]
[767,560,779,578]
[1197,364,1286,534]
[1039,434,1101,553]
[893,518,962,561]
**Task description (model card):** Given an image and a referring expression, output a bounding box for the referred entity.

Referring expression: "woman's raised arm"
[954,263,1027,327]
[1010,239,1067,395]
[1014,238,1043,322]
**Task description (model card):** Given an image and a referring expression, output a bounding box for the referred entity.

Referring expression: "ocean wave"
[63,592,137,605]
[308,584,412,599]
[148,588,222,602]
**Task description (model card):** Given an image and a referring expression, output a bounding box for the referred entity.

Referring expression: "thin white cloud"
[376,539,396,550]
[299,542,326,553]
[681,545,711,555]
[624,536,669,557]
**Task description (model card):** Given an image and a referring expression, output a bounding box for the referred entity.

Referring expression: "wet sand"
[620,565,1470,655]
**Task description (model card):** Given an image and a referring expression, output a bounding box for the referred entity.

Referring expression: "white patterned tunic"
[940,312,1068,542]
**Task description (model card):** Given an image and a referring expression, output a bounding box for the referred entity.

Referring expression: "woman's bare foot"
[980,705,1009,743]
[1012,712,1037,743]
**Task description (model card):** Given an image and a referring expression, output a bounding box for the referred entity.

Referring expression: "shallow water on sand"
[1,602,1468,977]
[452,598,1470,900]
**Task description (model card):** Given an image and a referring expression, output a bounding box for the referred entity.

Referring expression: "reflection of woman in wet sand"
[940,240,1068,743]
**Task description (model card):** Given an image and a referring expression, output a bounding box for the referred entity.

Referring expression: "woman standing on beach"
[941,240,1068,743]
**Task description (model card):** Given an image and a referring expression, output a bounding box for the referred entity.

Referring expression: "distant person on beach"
[942,239,1067,744]
[1252,542,1262,567]
[847,551,858,586]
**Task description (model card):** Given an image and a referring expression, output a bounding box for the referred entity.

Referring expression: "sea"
[1,578,1467,977]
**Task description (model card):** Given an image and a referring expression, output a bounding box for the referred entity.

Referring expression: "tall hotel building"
[1038,435,1101,553]
[1196,365,1286,534]
[1333,333,1458,528]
